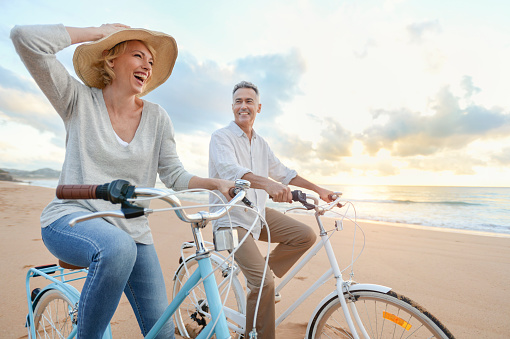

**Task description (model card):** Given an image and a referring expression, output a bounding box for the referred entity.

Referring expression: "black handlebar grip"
[56,185,99,200]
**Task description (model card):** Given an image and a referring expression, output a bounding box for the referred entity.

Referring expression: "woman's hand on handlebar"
[215,179,237,201]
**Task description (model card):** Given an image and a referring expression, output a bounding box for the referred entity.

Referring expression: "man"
[209,81,336,338]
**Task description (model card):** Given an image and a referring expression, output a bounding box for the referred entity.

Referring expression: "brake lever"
[283,206,309,214]
[291,190,316,210]
[229,179,254,208]
[69,210,127,226]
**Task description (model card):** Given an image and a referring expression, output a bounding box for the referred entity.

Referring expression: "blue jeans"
[41,212,175,339]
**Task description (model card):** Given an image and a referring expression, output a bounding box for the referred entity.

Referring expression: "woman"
[11,23,231,338]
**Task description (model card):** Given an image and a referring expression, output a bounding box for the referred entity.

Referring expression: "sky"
[1,0,510,187]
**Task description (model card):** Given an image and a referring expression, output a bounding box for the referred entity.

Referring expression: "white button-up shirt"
[209,121,297,238]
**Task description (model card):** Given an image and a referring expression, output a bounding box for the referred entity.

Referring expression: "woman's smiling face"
[110,40,153,95]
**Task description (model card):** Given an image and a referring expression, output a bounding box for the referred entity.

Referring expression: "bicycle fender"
[31,282,81,307]
[346,283,391,294]
[305,283,392,335]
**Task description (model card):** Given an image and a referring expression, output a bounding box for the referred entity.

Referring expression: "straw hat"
[73,28,177,97]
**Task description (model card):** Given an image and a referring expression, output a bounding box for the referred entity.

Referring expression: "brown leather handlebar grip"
[229,187,236,198]
[56,185,99,200]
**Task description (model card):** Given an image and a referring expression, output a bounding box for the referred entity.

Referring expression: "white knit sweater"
[11,24,193,244]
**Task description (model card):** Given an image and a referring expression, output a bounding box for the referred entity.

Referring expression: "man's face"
[232,87,261,131]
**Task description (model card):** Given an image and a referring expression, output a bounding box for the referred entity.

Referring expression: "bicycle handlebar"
[57,179,135,204]
[290,190,343,211]
[56,184,99,200]
[57,179,252,226]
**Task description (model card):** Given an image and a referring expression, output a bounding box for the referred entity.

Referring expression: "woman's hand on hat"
[98,23,131,39]
[67,23,130,45]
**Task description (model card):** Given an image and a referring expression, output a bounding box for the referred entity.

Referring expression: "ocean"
[23,179,510,236]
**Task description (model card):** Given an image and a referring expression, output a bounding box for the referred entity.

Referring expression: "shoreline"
[357,218,510,238]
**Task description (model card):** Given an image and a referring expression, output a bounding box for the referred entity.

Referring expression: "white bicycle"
[172,190,455,338]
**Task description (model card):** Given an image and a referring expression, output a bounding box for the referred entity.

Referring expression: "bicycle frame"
[26,233,232,339]
[217,202,392,339]
[24,180,255,339]
[147,218,231,339]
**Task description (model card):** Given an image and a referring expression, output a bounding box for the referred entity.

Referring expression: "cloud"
[406,19,442,44]
[491,147,510,166]
[269,133,315,163]
[145,49,306,134]
[406,154,485,175]
[0,65,40,93]
[0,66,66,149]
[360,84,510,157]
[353,38,377,59]
[2,47,306,158]
[0,92,65,149]
[316,119,354,161]
[234,49,306,121]
[460,75,481,99]
[267,117,353,167]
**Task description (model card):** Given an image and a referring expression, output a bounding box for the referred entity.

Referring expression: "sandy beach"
[1,181,509,338]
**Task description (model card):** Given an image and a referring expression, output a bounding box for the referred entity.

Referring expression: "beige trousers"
[232,207,316,339]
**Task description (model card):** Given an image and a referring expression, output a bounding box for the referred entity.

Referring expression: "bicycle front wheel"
[172,254,246,338]
[308,290,454,339]
[32,289,75,338]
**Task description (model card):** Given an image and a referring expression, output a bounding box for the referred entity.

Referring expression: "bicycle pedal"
[182,241,195,249]
[275,292,282,303]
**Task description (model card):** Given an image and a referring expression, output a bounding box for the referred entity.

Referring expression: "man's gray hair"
[233,81,259,97]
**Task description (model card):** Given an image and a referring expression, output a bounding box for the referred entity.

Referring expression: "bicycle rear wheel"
[172,254,246,338]
[308,290,454,339]
[32,289,75,338]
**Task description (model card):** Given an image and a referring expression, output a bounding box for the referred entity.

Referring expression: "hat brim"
[73,28,177,97]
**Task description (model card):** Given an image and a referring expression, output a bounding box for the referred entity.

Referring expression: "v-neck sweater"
[11,24,194,244]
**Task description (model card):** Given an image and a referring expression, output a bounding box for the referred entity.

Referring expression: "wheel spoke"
[309,291,452,339]
[173,256,246,338]
[33,290,74,339]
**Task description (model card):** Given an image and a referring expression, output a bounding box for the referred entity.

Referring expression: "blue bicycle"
[25,179,251,339]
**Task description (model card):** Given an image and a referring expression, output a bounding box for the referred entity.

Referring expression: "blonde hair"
[94,40,157,87]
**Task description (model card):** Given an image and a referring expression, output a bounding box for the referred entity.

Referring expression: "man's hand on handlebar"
[266,181,292,203]
[316,187,343,207]
[316,187,335,203]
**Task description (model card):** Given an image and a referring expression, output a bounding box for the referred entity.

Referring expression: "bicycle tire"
[172,254,246,338]
[308,290,454,339]
[32,289,76,338]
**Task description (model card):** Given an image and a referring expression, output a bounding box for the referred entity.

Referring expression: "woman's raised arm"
[66,23,130,45]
